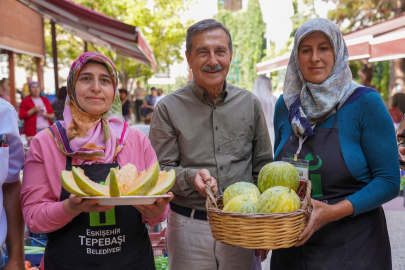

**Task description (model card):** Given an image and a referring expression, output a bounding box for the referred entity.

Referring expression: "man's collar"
[191,80,228,104]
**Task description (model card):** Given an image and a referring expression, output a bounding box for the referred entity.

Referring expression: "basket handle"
[302,180,313,221]
[205,180,218,208]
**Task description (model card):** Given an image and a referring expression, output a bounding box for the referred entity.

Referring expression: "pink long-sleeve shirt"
[21,127,169,235]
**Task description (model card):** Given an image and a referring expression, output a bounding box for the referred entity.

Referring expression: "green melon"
[256,186,301,213]
[148,170,176,195]
[258,161,300,193]
[223,195,257,213]
[61,170,87,197]
[223,182,261,206]
[109,168,121,197]
[72,167,110,196]
[123,161,159,196]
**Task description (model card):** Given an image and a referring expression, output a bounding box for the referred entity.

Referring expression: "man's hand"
[254,249,270,262]
[3,181,25,270]
[194,169,218,197]
[134,192,174,219]
[4,258,25,270]
[63,194,114,216]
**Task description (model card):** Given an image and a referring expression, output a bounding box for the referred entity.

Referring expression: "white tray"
[81,195,171,205]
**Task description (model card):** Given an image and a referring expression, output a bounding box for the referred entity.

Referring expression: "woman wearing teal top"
[271,18,399,269]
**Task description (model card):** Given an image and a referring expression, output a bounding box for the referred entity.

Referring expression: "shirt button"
[220,166,223,170]
[215,126,218,130]
[214,106,216,110]
[222,188,225,192]
[217,147,220,151]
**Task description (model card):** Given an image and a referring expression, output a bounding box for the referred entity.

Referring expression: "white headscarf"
[252,76,277,149]
[283,18,362,137]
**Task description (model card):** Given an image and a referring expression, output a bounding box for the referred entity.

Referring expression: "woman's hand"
[27,106,42,117]
[295,199,354,246]
[63,194,114,216]
[134,192,174,219]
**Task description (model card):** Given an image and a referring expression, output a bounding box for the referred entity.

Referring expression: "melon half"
[148,170,176,195]
[71,167,110,196]
[61,170,87,197]
[123,161,159,195]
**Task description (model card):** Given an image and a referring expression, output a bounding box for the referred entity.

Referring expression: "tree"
[215,0,266,90]
[322,0,405,91]
[39,0,195,91]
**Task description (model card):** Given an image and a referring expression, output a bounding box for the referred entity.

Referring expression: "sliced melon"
[115,164,138,194]
[148,170,176,195]
[104,166,119,186]
[123,161,159,196]
[61,170,87,196]
[72,167,110,196]
[109,168,121,197]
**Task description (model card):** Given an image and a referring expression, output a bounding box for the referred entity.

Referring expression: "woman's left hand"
[134,192,174,219]
[296,199,354,246]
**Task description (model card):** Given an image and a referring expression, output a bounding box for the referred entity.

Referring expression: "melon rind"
[223,182,261,206]
[223,195,257,213]
[258,161,300,193]
[61,170,87,197]
[256,186,301,213]
[71,167,110,196]
[109,168,121,197]
[123,161,159,196]
[104,166,119,186]
[147,170,176,195]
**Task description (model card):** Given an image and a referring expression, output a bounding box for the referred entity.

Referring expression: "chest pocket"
[230,132,253,160]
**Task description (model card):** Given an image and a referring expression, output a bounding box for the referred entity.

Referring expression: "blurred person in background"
[0,78,10,103]
[252,75,277,150]
[52,86,68,121]
[141,87,157,117]
[0,98,25,270]
[19,82,54,137]
[154,88,166,106]
[131,113,153,138]
[132,81,146,123]
[22,76,32,98]
[119,89,133,123]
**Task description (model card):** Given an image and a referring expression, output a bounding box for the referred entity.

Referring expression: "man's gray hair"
[186,19,233,54]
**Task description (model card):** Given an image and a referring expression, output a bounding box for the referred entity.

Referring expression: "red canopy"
[257,14,405,74]
[18,0,157,70]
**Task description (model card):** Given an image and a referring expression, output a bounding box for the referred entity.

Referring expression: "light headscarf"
[252,75,277,147]
[47,52,129,165]
[284,18,362,137]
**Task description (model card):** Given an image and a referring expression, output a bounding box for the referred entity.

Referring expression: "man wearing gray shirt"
[150,19,273,269]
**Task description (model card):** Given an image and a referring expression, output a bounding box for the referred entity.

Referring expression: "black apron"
[44,157,155,270]
[270,113,392,270]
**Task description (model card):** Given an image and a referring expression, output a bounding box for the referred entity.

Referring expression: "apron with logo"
[271,113,392,270]
[44,157,155,270]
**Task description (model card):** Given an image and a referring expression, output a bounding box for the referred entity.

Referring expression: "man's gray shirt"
[149,80,273,211]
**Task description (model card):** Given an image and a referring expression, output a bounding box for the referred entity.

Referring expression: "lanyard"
[294,125,316,161]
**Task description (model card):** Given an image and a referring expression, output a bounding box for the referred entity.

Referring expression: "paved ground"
[261,196,405,270]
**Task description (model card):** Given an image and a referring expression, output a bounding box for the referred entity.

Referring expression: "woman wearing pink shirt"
[19,82,55,137]
[21,52,172,270]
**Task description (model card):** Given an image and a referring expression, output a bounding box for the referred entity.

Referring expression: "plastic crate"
[28,233,47,246]
[24,253,43,267]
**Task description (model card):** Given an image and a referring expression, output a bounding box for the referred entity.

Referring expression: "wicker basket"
[205,181,312,250]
